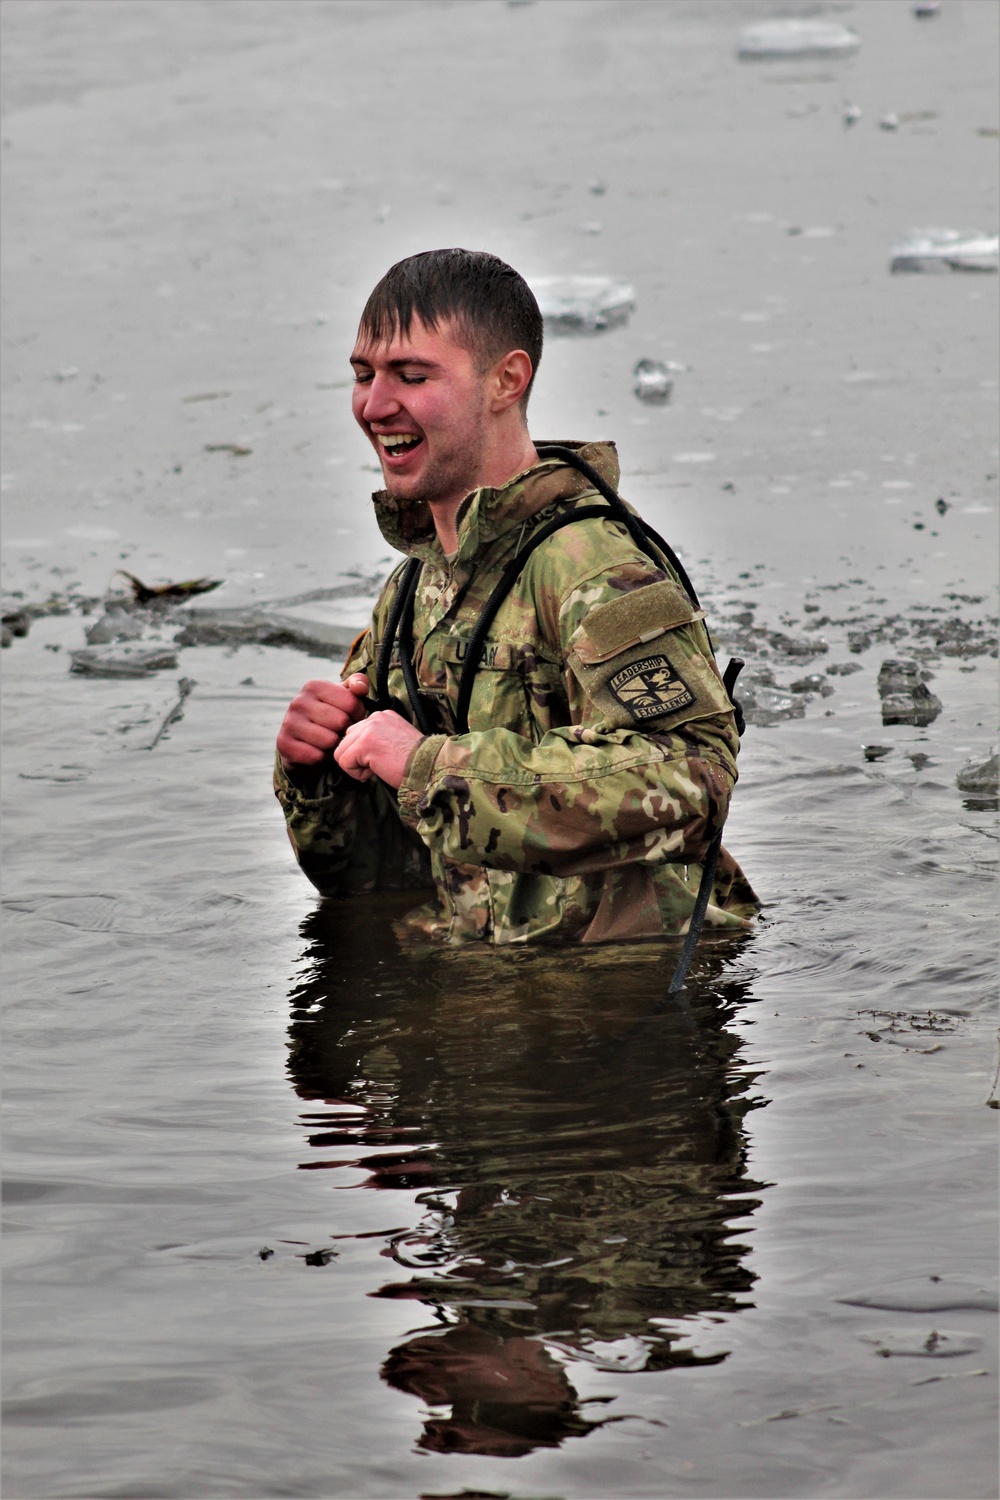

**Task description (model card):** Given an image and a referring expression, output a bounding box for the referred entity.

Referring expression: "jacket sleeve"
[273,604,432,895]
[395,564,740,879]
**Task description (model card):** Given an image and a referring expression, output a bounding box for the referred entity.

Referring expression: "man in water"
[275,248,756,944]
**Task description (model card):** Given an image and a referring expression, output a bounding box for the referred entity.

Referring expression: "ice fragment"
[857,1328,982,1358]
[632,359,673,405]
[737,19,861,60]
[956,750,999,797]
[890,229,999,274]
[878,658,942,726]
[69,645,179,678]
[529,276,635,335]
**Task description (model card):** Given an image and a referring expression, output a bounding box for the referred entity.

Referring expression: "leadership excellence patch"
[607,654,696,722]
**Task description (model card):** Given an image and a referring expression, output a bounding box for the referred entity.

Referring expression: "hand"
[334,710,425,789]
[277,673,370,770]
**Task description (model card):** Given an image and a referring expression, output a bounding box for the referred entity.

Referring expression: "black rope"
[663,655,745,995]
[375,556,421,714]
[397,562,435,736]
[534,444,701,609]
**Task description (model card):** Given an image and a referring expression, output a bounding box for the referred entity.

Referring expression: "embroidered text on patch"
[607,655,695,721]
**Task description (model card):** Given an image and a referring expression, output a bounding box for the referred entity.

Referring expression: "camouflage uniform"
[274,441,758,944]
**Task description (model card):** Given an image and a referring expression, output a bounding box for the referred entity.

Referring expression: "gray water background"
[2,2,998,1497]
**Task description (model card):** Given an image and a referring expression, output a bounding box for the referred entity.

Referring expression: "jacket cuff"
[396,735,447,827]
[273,751,343,808]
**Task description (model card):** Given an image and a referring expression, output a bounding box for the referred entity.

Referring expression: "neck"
[430,432,539,553]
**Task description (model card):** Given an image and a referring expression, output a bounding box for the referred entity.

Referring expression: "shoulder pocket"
[567,580,732,731]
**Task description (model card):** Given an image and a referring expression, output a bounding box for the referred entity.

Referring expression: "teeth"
[378,433,420,449]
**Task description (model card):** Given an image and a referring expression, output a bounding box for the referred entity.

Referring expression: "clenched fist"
[276,673,370,771]
[335,711,425,789]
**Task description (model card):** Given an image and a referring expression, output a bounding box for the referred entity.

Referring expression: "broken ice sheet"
[174,596,376,659]
[632,359,673,404]
[737,18,861,60]
[529,276,635,335]
[890,229,999,274]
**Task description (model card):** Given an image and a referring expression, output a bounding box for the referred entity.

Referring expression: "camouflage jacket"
[274,441,758,945]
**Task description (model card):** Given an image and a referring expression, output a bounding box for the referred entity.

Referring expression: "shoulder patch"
[607,654,696,721]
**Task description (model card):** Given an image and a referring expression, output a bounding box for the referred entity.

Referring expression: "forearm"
[396,726,734,878]
[274,754,430,893]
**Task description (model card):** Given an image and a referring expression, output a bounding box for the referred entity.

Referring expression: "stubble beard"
[384,404,488,509]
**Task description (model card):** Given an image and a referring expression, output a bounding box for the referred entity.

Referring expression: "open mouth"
[377,433,423,461]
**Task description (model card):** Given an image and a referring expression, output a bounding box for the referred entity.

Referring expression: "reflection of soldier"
[289,900,766,1456]
[381,1326,598,1457]
[275,248,758,944]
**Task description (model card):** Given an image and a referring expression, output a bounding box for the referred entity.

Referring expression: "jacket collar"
[371,440,621,567]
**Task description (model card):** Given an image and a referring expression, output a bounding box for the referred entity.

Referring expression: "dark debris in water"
[858,1007,959,1053]
[301,1248,338,1267]
[116,570,223,605]
[2,608,32,647]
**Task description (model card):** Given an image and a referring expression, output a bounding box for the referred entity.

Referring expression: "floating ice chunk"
[842,102,863,128]
[879,113,900,131]
[174,601,370,658]
[878,658,942,726]
[789,673,834,697]
[737,18,861,60]
[890,228,999,274]
[737,672,806,726]
[913,1,940,16]
[877,658,932,695]
[529,276,635,335]
[70,644,179,677]
[632,359,673,405]
[857,1328,982,1359]
[956,749,998,797]
[840,1275,998,1313]
[86,610,151,645]
[768,631,829,659]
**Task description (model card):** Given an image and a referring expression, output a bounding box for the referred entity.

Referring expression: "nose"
[358,371,401,426]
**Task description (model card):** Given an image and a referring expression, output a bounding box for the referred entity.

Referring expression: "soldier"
[275,248,757,944]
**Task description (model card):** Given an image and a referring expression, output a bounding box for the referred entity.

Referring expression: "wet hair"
[358,248,543,405]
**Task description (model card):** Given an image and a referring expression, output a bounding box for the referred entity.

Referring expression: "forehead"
[350,314,474,367]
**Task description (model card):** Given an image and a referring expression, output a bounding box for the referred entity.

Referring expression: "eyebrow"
[349,356,441,370]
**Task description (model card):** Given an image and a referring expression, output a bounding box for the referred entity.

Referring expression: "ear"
[488,349,533,414]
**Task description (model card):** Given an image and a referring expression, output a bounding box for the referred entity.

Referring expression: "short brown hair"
[358,249,543,403]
